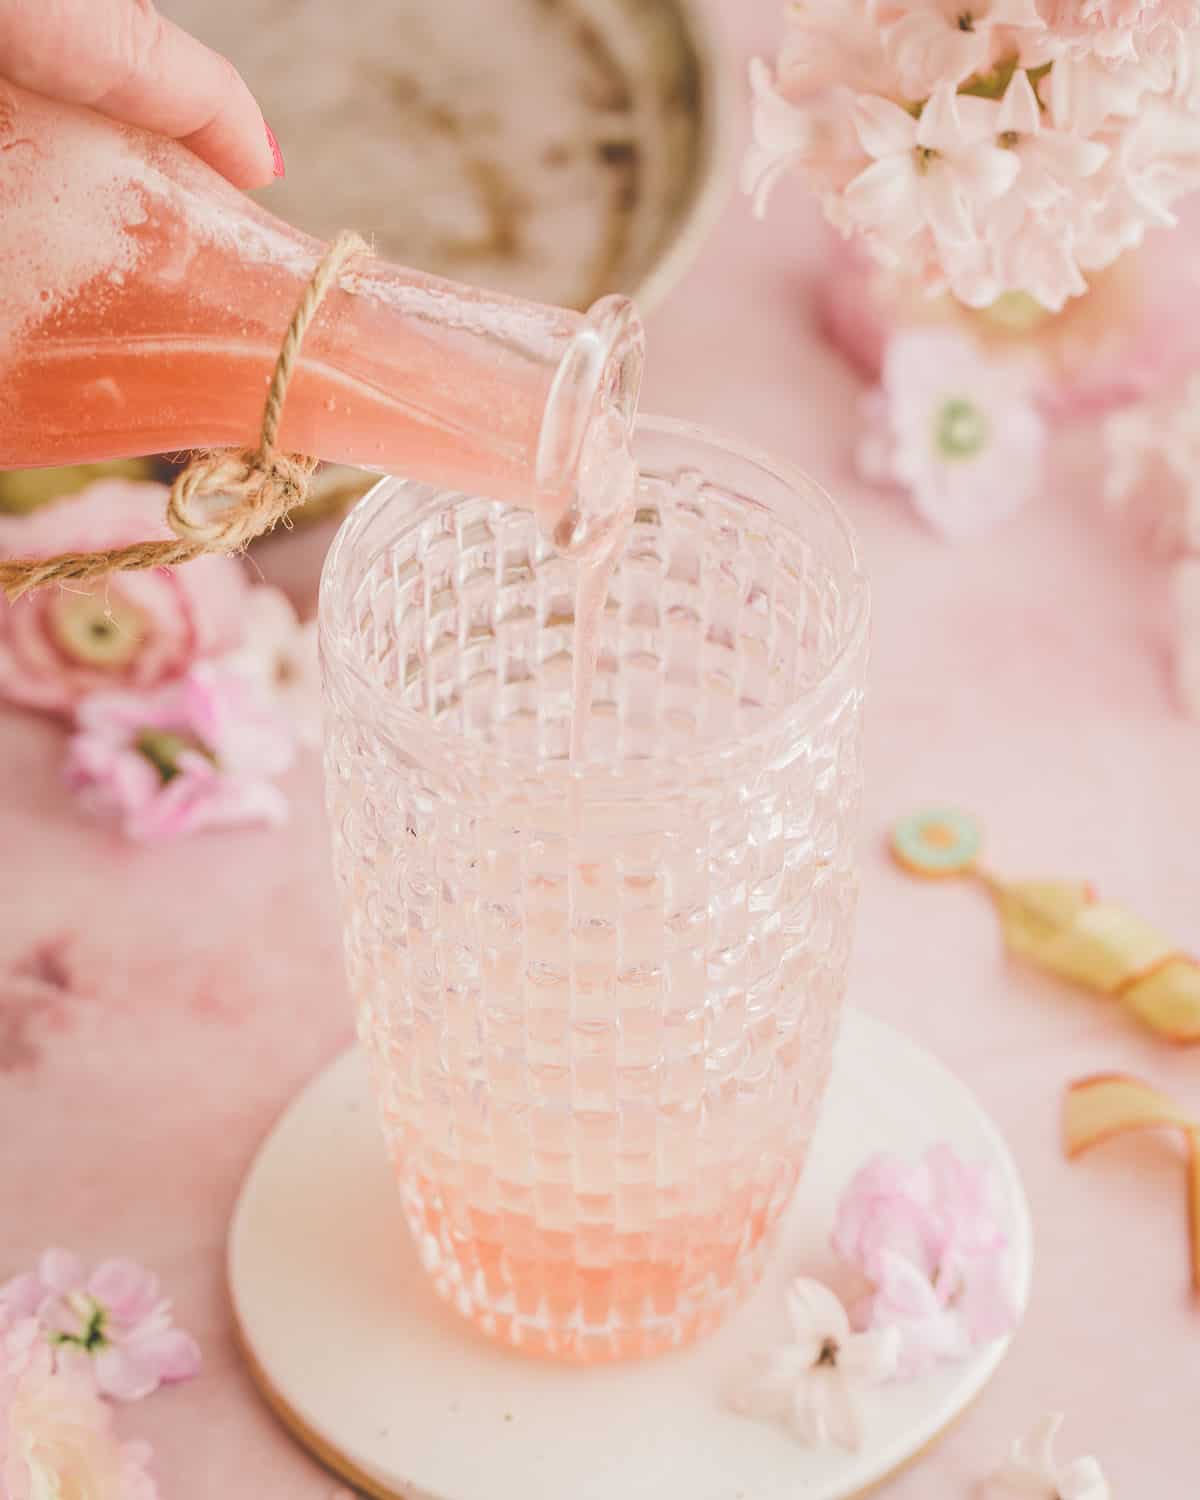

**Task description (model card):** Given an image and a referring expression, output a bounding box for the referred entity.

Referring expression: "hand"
[0,0,282,189]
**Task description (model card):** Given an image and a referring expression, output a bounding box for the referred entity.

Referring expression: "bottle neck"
[535,294,645,558]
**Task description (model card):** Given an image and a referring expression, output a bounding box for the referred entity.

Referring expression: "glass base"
[228,1011,1032,1500]
[400,1176,787,1362]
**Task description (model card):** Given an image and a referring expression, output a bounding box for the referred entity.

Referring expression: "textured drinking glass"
[320,418,870,1362]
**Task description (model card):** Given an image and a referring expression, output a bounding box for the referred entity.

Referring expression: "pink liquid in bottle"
[0,82,643,549]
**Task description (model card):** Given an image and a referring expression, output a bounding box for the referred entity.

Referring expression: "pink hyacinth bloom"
[874,0,1045,98]
[65,665,294,842]
[1039,0,1198,63]
[732,1279,899,1449]
[779,0,898,95]
[747,0,1200,310]
[997,69,1109,207]
[986,1413,1111,1499]
[1,1323,160,1499]
[857,328,1046,540]
[845,85,1020,254]
[742,61,865,220]
[21,1251,201,1404]
[0,481,247,717]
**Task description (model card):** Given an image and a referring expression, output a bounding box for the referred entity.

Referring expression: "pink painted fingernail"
[265,121,285,177]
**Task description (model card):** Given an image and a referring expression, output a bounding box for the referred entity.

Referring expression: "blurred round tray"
[4,0,732,526]
[165,0,732,315]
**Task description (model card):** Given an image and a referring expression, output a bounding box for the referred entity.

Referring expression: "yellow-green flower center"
[51,1292,107,1352]
[934,398,989,460]
[979,290,1049,333]
[135,729,214,783]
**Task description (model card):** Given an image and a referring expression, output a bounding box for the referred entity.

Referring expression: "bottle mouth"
[534,294,646,558]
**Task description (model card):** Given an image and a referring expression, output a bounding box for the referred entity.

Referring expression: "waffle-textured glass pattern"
[320,418,869,1362]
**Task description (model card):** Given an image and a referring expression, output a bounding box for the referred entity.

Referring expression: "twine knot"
[0,230,367,602]
[166,448,318,551]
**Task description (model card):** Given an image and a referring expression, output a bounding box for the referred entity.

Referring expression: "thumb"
[0,0,281,189]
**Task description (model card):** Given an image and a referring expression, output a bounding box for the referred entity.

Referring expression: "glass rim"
[319,413,870,784]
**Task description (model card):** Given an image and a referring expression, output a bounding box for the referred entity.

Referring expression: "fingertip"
[264,122,286,178]
[181,103,279,191]
[153,31,281,190]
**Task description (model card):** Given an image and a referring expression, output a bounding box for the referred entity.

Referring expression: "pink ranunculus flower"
[65,664,294,842]
[1,1322,159,1499]
[833,1145,1019,1378]
[856,328,1046,540]
[0,480,248,717]
[29,1251,201,1403]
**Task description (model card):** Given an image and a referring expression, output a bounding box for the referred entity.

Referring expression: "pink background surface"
[2,5,1199,1494]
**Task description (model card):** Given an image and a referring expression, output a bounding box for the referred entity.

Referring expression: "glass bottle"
[0,82,643,551]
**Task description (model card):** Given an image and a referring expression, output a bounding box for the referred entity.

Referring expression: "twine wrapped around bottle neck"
[0,230,369,602]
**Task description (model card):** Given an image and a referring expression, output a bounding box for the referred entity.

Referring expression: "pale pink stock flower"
[857,1251,968,1376]
[218,586,321,749]
[0,1276,44,1331]
[924,1143,1010,1263]
[985,1413,1110,1499]
[845,86,1020,254]
[30,1251,201,1403]
[65,664,294,842]
[0,480,247,717]
[830,1154,943,1280]
[832,1144,1019,1376]
[1,1326,160,1500]
[731,1279,899,1450]
[863,1245,1019,1377]
[856,329,1046,539]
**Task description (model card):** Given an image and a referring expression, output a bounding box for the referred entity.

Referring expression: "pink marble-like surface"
[3,7,1199,1496]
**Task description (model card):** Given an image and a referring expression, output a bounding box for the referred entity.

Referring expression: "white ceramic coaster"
[228,1011,1032,1500]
